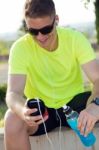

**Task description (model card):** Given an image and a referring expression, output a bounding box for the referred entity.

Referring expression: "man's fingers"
[78,111,84,130]
[24,108,38,116]
[25,114,48,126]
[84,120,95,136]
[25,115,42,122]
[79,117,87,135]
[78,109,97,136]
[37,115,49,125]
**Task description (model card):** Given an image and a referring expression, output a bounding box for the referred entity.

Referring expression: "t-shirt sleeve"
[8,41,28,75]
[74,31,96,65]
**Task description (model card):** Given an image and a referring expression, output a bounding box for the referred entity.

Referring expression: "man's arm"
[78,59,99,136]
[82,59,99,99]
[6,74,48,126]
[6,74,27,119]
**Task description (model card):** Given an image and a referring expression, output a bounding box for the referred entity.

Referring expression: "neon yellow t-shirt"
[9,27,96,108]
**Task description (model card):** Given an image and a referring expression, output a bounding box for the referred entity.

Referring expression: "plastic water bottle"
[62,105,96,147]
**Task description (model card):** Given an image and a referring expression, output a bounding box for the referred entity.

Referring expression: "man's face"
[25,16,58,49]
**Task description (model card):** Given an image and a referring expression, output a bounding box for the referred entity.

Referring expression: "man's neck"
[46,34,58,52]
[34,32,58,52]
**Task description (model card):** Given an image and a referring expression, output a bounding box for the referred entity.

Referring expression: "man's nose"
[36,32,45,39]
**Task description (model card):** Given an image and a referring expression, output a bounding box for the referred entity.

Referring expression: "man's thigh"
[68,91,91,113]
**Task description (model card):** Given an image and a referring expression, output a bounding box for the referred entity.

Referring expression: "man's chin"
[38,40,49,48]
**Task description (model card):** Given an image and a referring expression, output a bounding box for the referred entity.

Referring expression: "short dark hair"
[24,0,56,18]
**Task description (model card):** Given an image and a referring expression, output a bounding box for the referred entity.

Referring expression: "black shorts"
[30,91,91,136]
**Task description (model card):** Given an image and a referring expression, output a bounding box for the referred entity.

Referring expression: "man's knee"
[4,109,38,136]
[4,109,25,135]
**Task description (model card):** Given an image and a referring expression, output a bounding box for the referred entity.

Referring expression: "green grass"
[0,84,7,127]
[0,103,7,127]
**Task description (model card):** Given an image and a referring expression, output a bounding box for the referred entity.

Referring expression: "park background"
[0,0,99,127]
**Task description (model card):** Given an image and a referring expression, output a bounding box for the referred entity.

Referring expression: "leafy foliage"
[0,104,7,127]
[0,84,7,127]
[0,84,7,104]
[19,19,27,33]
[82,0,99,44]
[0,40,8,56]
[94,0,99,43]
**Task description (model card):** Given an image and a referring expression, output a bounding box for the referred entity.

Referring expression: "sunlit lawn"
[0,103,7,127]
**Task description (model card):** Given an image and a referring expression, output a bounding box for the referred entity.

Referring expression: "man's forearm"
[87,80,99,104]
[6,92,26,119]
[92,79,99,97]
[86,80,99,121]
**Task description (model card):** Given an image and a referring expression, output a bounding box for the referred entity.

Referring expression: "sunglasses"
[28,18,55,36]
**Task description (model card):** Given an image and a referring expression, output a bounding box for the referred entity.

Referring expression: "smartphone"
[27,98,45,116]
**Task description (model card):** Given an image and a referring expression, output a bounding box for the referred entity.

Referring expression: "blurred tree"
[0,40,8,56]
[19,19,27,33]
[83,0,99,44]
[94,0,99,44]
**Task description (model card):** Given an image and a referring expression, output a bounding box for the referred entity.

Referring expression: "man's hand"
[78,103,98,136]
[22,106,48,127]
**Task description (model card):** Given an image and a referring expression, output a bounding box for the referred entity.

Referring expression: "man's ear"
[55,15,59,25]
[56,20,59,25]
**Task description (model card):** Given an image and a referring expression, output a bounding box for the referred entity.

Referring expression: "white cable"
[56,110,62,150]
[36,98,55,150]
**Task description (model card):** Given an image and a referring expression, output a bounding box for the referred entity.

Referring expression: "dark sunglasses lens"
[41,26,53,35]
[28,29,38,35]
[28,18,55,36]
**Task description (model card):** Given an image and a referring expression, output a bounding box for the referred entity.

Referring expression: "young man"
[4,0,99,149]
